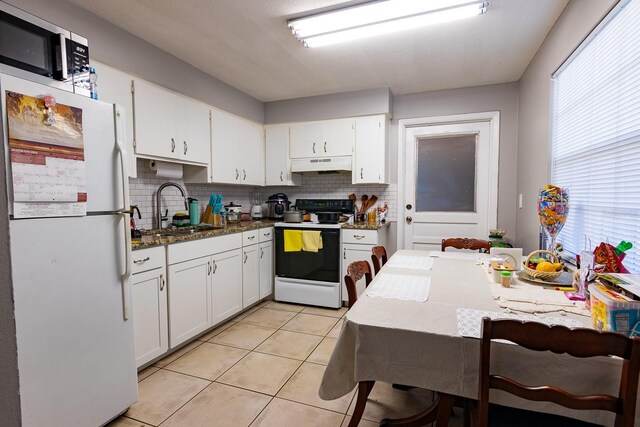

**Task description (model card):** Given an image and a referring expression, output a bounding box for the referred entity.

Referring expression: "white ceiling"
[68,0,568,102]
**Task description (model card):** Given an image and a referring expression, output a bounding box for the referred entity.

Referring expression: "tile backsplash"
[130,159,397,230]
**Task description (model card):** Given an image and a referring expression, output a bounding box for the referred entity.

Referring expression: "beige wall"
[516,0,616,253]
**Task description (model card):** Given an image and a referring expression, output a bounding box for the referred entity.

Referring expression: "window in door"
[415,134,477,212]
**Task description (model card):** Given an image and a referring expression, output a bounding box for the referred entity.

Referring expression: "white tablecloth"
[319,250,630,426]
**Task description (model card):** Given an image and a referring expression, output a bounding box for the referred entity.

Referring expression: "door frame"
[397,111,500,250]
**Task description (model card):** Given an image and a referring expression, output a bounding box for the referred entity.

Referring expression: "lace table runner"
[366,273,431,302]
[457,308,584,339]
[386,255,434,270]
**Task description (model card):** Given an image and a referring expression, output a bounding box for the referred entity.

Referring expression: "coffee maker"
[250,191,263,220]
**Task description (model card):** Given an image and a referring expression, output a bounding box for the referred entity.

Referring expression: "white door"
[211,249,243,324]
[168,256,210,348]
[133,79,178,160]
[259,241,274,299]
[322,118,354,157]
[132,267,168,367]
[242,244,260,307]
[265,125,289,185]
[341,244,373,303]
[179,99,210,164]
[290,121,322,158]
[402,120,498,250]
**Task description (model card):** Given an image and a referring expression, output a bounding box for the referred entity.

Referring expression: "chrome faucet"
[156,182,188,228]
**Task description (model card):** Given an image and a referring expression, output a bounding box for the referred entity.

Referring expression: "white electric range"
[273,199,354,308]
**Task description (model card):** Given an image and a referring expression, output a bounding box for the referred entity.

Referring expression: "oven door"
[275,227,340,283]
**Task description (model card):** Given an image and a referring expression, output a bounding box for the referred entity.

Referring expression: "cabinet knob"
[406,216,413,224]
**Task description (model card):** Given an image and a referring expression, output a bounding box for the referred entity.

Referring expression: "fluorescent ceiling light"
[288,0,488,48]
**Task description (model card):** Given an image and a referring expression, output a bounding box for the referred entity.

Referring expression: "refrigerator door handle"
[114,104,132,321]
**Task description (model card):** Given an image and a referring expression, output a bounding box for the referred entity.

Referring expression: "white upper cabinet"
[264,125,301,186]
[132,79,210,165]
[353,115,389,184]
[290,118,355,158]
[91,61,137,177]
[211,109,264,186]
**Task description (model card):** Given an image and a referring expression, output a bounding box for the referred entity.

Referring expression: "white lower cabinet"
[167,256,211,348]
[259,227,274,299]
[259,240,274,299]
[140,228,274,355]
[242,244,260,308]
[211,249,243,324]
[341,227,388,303]
[131,247,168,368]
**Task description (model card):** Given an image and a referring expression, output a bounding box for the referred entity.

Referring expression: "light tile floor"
[108,300,465,426]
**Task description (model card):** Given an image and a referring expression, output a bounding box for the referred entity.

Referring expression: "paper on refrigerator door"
[6,91,86,217]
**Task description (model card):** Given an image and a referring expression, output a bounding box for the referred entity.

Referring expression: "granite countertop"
[132,220,278,250]
[132,220,392,250]
[341,221,392,230]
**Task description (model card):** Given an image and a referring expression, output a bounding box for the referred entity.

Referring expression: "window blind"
[551,0,640,273]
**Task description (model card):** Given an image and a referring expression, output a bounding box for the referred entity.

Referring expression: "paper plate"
[516,270,573,286]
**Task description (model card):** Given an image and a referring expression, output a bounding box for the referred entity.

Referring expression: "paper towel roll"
[149,160,183,179]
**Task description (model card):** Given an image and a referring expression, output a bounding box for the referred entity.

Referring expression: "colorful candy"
[538,185,569,251]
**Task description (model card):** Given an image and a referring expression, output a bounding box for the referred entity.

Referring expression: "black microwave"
[0,1,90,96]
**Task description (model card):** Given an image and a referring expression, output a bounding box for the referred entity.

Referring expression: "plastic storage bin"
[589,283,640,334]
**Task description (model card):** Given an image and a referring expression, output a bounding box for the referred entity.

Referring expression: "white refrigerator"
[1,73,137,426]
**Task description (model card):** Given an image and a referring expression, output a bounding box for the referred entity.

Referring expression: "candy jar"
[538,185,569,255]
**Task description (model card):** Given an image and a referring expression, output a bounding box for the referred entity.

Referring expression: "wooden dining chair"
[344,260,373,309]
[476,317,640,427]
[371,245,388,275]
[441,237,491,253]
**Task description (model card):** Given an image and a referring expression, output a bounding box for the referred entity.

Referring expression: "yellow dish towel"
[302,230,323,252]
[284,229,303,252]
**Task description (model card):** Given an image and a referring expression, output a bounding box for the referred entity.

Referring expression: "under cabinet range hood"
[290,156,352,173]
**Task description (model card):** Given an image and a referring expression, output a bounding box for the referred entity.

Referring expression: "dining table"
[319,249,635,426]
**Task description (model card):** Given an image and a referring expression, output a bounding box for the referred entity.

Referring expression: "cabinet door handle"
[243,169,246,180]
[183,140,188,155]
[324,141,327,152]
[208,260,212,275]
[212,260,217,274]
[360,168,363,179]
[343,248,346,260]
[248,235,255,240]
[260,248,264,259]
[312,142,316,153]
[280,171,283,182]
[235,168,239,180]
[354,235,365,240]
[171,138,176,153]
[244,252,248,263]
[160,273,165,291]
[263,232,271,237]
[133,257,150,264]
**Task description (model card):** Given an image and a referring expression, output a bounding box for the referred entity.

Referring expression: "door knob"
[406,204,412,210]
[406,216,413,224]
